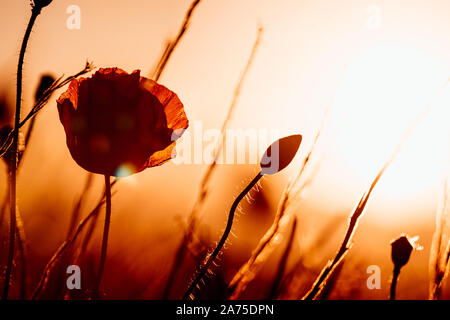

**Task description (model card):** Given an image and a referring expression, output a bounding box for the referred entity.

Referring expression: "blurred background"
[0,0,449,299]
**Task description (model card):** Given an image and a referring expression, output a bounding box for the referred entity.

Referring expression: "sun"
[331,44,449,198]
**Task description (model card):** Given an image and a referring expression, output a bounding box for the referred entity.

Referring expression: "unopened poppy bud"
[34,74,55,102]
[391,235,413,270]
[260,134,302,175]
[32,0,53,9]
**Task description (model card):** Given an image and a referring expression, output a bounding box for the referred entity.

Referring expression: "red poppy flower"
[56,68,189,176]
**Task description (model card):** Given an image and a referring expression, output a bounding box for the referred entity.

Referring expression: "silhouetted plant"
[183,134,302,300]
[302,103,434,300]
[390,235,418,300]
[429,169,450,300]
[228,105,328,299]
[2,0,53,300]
[164,27,263,299]
[55,68,189,298]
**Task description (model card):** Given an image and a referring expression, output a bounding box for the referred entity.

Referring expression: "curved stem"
[3,7,40,300]
[93,175,112,299]
[390,267,400,300]
[183,172,263,300]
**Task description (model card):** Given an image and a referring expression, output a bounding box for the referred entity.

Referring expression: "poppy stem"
[390,266,401,300]
[182,172,263,300]
[94,175,112,299]
[2,6,41,300]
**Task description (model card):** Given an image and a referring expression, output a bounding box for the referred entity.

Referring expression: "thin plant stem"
[64,0,203,299]
[163,27,263,299]
[302,98,438,300]
[63,205,100,299]
[0,188,27,299]
[390,267,400,300]
[3,6,41,300]
[67,173,94,238]
[0,185,8,228]
[94,175,112,299]
[152,0,203,81]
[23,116,36,151]
[227,103,328,299]
[15,224,27,299]
[183,172,263,300]
[79,206,101,259]
[268,217,297,299]
[14,205,28,299]
[31,182,115,299]
[11,75,55,297]
[0,61,94,160]
[429,163,450,300]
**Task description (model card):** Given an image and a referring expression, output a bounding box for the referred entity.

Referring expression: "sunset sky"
[1,0,449,299]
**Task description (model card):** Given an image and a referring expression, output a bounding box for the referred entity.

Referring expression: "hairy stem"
[183,173,263,300]
[3,6,40,300]
[164,27,263,299]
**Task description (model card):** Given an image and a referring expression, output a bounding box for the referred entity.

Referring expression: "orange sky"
[1,0,449,299]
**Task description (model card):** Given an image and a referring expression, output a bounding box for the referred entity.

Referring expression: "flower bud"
[260,134,302,175]
[32,0,53,10]
[391,235,413,270]
[34,74,55,102]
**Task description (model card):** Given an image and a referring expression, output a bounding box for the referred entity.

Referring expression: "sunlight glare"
[332,44,450,198]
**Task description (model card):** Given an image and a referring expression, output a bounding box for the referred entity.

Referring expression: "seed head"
[34,74,55,102]
[31,0,53,10]
[391,235,420,270]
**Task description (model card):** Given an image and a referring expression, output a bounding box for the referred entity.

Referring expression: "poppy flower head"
[57,68,189,177]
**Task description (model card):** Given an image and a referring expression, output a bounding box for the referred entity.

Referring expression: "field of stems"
[0,0,449,301]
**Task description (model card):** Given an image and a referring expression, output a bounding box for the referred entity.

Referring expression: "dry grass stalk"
[429,165,450,299]
[314,261,345,300]
[0,165,28,299]
[50,0,203,298]
[0,62,93,299]
[302,104,435,300]
[0,74,54,298]
[67,173,94,238]
[151,0,203,82]
[54,0,204,298]
[76,201,102,262]
[163,27,263,299]
[267,214,345,299]
[227,106,328,299]
[14,206,28,299]
[268,216,297,299]
[0,61,94,160]
[32,181,117,299]
[3,5,43,299]
[0,190,7,228]
[19,74,56,167]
